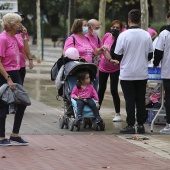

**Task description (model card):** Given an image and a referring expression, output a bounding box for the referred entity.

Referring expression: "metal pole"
[70,0,74,33]
[41,15,44,61]
[36,0,42,63]
[112,0,114,20]
[32,0,36,44]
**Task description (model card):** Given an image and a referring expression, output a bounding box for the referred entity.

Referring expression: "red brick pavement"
[0,135,169,170]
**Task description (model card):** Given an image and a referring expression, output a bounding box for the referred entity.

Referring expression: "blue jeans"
[76,98,100,118]
[0,70,26,137]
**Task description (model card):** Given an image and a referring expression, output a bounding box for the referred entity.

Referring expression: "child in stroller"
[71,71,103,124]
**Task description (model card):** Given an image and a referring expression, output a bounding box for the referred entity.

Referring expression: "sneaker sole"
[10,140,29,146]
[120,131,136,134]
[0,144,12,146]
[113,119,123,122]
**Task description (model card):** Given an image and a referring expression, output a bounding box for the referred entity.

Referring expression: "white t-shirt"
[155,30,170,78]
[148,37,158,67]
[114,28,153,80]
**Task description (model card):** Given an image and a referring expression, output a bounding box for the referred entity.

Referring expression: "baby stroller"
[58,61,105,131]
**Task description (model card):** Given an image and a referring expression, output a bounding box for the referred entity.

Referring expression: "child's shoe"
[96,116,103,124]
[77,115,83,121]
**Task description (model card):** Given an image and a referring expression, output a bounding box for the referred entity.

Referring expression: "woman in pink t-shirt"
[0,13,29,146]
[98,20,123,122]
[64,19,103,63]
[15,12,33,85]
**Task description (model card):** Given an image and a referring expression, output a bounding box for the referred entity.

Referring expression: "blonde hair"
[1,13,22,31]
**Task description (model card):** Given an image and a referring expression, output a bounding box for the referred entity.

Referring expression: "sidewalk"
[2,40,170,169]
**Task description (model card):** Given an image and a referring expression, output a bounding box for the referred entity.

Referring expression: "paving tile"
[0,135,170,170]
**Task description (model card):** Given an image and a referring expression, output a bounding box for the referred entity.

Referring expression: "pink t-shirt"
[148,28,156,37]
[71,84,99,101]
[64,34,95,63]
[15,33,29,68]
[99,33,120,73]
[122,28,127,32]
[0,31,23,71]
[85,34,102,48]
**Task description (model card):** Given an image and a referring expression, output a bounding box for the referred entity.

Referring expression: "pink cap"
[65,47,79,60]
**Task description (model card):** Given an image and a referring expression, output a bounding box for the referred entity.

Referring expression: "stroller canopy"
[64,61,97,80]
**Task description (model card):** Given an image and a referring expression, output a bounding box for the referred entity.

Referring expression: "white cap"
[65,47,79,60]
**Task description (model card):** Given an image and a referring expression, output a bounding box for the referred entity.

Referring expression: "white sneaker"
[160,123,170,134]
[113,114,123,122]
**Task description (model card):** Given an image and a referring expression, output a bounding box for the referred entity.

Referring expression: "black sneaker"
[9,136,29,146]
[0,139,12,146]
[137,125,145,134]
[120,126,136,134]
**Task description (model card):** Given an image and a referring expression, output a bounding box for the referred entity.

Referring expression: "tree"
[99,0,106,38]
[140,0,148,31]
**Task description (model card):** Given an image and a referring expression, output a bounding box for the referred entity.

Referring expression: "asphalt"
[1,38,170,170]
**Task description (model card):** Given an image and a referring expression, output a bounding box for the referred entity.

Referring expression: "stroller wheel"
[82,118,87,128]
[87,118,92,128]
[68,119,74,131]
[75,121,80,131]
[59,117,65,129]
[93,121,98,131]
[64,117,69,129]
[99,121,105,131]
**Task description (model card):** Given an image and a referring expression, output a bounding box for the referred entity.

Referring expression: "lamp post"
[36,0,42,63]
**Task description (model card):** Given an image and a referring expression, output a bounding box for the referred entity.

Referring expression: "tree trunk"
[140,0,148,31]
[99,0,106,39]
[36,0,42,63]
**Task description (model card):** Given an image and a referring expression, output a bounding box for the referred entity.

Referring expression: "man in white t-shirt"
[114,9,153,134]
[153,10,170,134]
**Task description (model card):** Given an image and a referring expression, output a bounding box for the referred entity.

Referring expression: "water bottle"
[148,67,152,80]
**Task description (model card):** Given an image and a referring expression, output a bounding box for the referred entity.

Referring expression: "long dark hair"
[76,71,89,89]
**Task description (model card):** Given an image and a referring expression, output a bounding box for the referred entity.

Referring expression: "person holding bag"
[0,13,29,146]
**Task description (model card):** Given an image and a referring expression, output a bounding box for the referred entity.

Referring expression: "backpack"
[50,35,76,81]
[50,55,64,81]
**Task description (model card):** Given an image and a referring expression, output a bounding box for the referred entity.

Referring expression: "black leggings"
[98,70,120,113]
[0,70,26,137]
[19,67,26,85]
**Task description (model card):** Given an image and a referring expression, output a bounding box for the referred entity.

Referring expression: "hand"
[7,78,15,90]
[96,103,100,109]
[21,25,27,38]
[110,59,119,65]
[29,60,34,69]
[102,45,108,51]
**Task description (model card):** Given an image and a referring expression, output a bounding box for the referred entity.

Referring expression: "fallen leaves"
[126,136,149,141]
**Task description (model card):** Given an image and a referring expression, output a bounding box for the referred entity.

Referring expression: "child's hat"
[65,47,79,60]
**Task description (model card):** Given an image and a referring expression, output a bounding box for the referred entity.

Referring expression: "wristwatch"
[6,75,11,79]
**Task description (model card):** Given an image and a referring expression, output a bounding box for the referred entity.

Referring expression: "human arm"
[153,32,165,66]
[21,26,34,69]
[0,57,15,90]
[71,86,79,99]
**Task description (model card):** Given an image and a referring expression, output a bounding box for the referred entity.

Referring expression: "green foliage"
[151,22,167,32]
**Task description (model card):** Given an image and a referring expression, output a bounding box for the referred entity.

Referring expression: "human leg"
[120,80,136,134]
[98,71,109,106]
[87,98,103,124]
[76,100,85,121]
[135,80,147,134]
[19,67,26,85]
[110,70,120,113]
[160,79,170,134]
